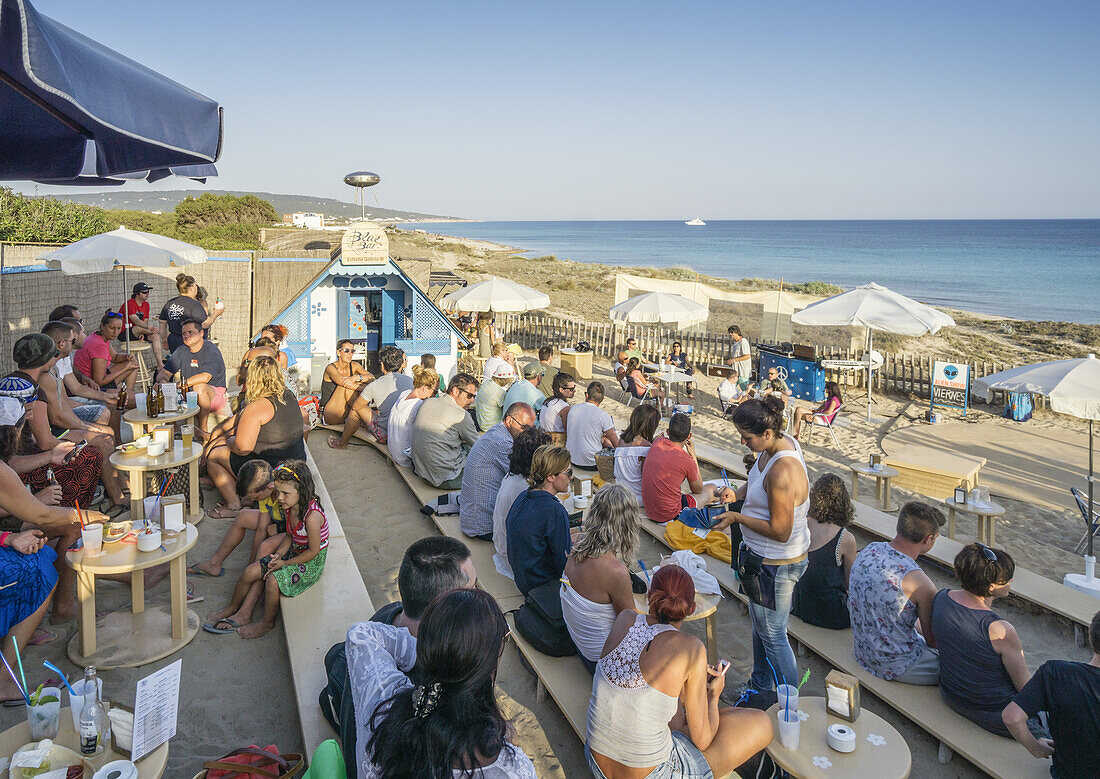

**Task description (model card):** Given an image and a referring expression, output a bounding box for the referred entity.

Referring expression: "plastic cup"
[68,677,103,731]
[134,393,147,412]
[81,524,103,556]
[778,684,798,716]
[777,708,801,751]
[26,686,61,740]
[186,391,198,410]
[180,424,193,449]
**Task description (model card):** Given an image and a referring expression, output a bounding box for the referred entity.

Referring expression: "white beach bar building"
[267,221,469,387]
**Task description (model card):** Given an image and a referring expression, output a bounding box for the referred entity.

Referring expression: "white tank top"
[559,576,617,662]
[586,614,679,767]
[740,434,811,560]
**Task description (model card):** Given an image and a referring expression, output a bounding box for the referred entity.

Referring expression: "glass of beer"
[180,424,194,449]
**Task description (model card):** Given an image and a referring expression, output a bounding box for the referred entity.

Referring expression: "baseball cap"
[13,333,59,370]
[0,397,25,426]
[522,362,546,379]
[132,282,153,295]
[492,363,516,379]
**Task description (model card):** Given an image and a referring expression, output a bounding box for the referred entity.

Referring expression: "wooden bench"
[284,449,376,761]
[635,516,1051,778]
[884,445,985,499]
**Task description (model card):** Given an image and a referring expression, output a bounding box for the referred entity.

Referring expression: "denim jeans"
[747,559,808,690]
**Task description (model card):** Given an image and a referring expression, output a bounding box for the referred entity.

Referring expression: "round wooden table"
[0,706,167,778]
[123,405,199,439]
[66,523,200,669]
[765,697,910,779]
[109,441,203,524]
[943,495,1006,546]
[633,590,720,664]
[849,463,899,512]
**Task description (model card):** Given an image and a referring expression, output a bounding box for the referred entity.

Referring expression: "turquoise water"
[404,220,1100,324]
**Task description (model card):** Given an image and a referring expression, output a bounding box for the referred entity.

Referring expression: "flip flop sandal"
[187,563,224,578]
[205,504,239,520]
[28,627,57,646]
[202,618,239,635]
[105,503,127,518]
[186,583,204,604]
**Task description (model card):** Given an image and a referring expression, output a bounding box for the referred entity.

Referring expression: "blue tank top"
[931,589,1017,711]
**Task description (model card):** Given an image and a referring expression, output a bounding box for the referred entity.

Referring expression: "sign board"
[341,221,388,265]
[932,360,969,414]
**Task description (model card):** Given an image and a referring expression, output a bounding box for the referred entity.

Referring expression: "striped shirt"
[459,423,513,538]
[288,498,329,550]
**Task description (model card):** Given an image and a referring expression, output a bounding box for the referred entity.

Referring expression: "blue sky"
[24,0,1100,219]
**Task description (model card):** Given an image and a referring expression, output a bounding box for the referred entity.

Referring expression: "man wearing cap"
[5,334,127,517]
[503,361,547,413]
[122,282,165,366]
[474,361,515,430]
[459,402,537,540]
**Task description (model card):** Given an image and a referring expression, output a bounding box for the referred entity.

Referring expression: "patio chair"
[622,375,651,408]
[1071,487,1100,555]
[805,405,842,448]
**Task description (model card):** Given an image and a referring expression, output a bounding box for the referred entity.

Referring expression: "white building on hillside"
[292,212,325,229]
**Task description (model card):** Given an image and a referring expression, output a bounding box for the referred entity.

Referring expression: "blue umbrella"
[0,0,222,182]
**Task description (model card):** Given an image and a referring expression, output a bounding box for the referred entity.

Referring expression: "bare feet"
[238,621,275,639]
[189,561,225,577]
[327,435,347,450]
[205,605,236,623]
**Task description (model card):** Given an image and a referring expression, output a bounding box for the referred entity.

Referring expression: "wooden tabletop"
[123,405,198,427]
[944,495,1006,516]
[885,445,985,476]
[67,523,198,575]
[109,441,202,472]
[850,463,899,478]
[0,706,167,778]
[765,697,910,779]
[633,588,718,622]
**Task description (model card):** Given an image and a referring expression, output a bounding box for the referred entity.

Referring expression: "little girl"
[203,460,329,639]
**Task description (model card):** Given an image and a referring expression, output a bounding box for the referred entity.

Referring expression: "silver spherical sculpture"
[344,171,382,219]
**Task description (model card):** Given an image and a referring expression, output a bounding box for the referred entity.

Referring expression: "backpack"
[318,601,403,779]
[513,580,577,657]
[1003,392,1033,422]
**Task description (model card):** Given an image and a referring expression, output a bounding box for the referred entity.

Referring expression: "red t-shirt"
[122,298,149,324]
[640,436,700,523]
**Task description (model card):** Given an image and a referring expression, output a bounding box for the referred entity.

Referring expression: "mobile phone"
[717,659,731,675]
[64,440,88,463]
[67,538,84,551]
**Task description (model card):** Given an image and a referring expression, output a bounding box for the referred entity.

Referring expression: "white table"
[943,495,1006,546]
[653,369,696,408]
[849,463,900,512]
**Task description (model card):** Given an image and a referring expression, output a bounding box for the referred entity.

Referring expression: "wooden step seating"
[636,515,1050,778]
[285,448,376,760]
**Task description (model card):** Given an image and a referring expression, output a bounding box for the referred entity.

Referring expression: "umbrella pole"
[122,265,131,351]
[867,329,873,421]
[1089,418,1095,565]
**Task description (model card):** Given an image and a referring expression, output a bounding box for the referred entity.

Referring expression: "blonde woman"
[505,445,573,596]
[386,365,439,467]
[205,357,306,516]
[561,484,640,673]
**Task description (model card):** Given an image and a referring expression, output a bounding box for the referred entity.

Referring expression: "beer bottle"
[146,383,156,417]
[78,665,104,756]
[116,385,127,411]
[156,383,165,414]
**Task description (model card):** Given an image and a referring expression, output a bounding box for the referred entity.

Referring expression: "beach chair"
[1071,487,1100,555]
[805,404,842,448]
[622,375,651,408]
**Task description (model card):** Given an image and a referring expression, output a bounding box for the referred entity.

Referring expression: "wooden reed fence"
[497,311,1033,406]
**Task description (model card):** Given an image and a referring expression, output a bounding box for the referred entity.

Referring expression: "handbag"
[513,580,577,657]
[200,746,304,779]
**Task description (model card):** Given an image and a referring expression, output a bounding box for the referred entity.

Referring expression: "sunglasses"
[563,385,576,392]
[458,388,476,399]
[977,543,998,562]
[558,468,573,478]
[103,311,124,319]
[339,347,354,353]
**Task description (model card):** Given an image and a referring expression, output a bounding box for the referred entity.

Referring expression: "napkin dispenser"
[825,669,860,722]
[150,425,173,449]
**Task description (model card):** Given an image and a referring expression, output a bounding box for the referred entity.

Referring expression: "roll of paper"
[827,723,856,753]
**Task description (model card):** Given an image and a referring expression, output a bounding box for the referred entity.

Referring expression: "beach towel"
[1003,392,1033,422]
[663,519,733,564]
[662,550,721,595]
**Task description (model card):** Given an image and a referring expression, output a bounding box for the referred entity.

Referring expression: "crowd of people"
[6,290,1097,779]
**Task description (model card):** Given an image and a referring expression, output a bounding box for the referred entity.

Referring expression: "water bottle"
[78,665,104,756]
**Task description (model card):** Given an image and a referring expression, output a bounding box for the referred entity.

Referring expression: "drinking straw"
[11,637,27,698]
[41,661,76,697]
[148,472,176,525]
[765,657,790,716]
[0,653,29,706]
[721,469,730,489]
[74,498,85,528]
[637,560,652,584]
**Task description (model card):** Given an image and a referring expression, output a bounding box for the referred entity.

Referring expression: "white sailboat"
[685,217,706,226]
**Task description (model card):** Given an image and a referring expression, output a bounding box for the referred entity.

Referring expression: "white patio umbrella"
[975,354,1100,591]
[40,226,208,347]
[792,282,955,419]
[609,291,709,326]
[439,276,550,313]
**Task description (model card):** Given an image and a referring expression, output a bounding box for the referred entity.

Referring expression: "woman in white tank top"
[713,396,811,694]
[560,485,639,672]
[585,564,772,779]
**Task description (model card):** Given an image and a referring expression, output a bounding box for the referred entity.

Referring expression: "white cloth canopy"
[439,276,550,313]
[609,291,708,326]
[39,226,208,273]
[791,282,954,335]
[975,354,1100,421]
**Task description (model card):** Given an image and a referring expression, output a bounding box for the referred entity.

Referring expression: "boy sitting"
[717,357,747,414]
[188,459,285,576]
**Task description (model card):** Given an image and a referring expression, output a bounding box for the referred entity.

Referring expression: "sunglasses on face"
[458,388,476,399]
[558,468,573,478]
[339,348,354,353]
[563,386,576,392]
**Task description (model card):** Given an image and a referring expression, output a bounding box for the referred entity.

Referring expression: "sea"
[402,220,1100,324]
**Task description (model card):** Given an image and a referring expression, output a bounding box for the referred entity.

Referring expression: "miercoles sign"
[932,360,970,415]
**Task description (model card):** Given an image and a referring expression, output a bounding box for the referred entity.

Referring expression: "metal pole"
[122,264,131,350]
[867,329,873,421]
[1089,418,1094,561]
[773,279,783,343]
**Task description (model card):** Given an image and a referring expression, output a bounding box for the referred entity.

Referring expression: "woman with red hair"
[585,564,772,779]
